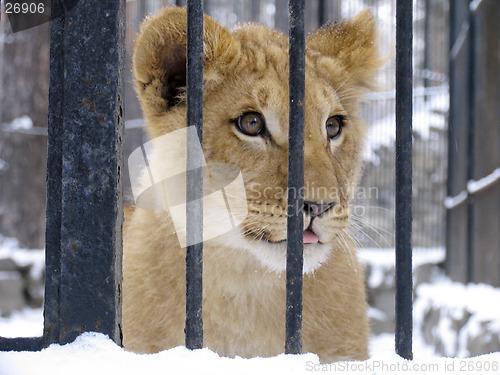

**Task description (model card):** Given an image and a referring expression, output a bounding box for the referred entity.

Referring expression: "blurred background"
[0,0,498,358]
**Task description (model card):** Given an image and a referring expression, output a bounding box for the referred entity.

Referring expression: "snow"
[467,167,500,194]
[5,116,33,131]
[0,334,317,375]
[414,275,500,359]
[417,277,500,323]
[470,0,484,12]
[359,247,445,289]
[0,236,45,281]
[0,308,43,338]
[2,240,499,374]
[0,332,498,375]
[359,247,445,269]
[444,191,468,210]
[444,167,500,209]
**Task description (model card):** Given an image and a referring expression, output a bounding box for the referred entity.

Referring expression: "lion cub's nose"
[303,201,335,218]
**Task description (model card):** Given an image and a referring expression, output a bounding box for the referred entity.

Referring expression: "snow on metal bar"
[469,0,484,12]
[467,167,500,194]
[285,0,305,356]
[444,191,468,210]
[444,167,500,209]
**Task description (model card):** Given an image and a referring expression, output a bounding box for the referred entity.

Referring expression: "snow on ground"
[1,240,499,374]
[358,247,445,269]
[1,277,499,375]
[359,247,445,289]
[414,275,500,358]
[0,236,45,282]
[416,277,500,330]
[0,308,43,338]
[0,331,498,375]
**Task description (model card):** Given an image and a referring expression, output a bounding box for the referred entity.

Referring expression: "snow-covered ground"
[0,304,444,374]
[0,236,45,282]
[0,329,498,375]
[0,300,446,373]
[0,308,43,338]
[1,238,499,374]
[1,277,499,374]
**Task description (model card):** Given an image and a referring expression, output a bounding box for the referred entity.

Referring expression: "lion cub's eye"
[326,115,345,139]
[236,112,265,136]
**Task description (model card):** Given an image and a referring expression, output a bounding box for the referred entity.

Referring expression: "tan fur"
[123,7,383,362]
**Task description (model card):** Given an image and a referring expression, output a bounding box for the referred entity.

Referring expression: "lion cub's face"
[133,8,382,272]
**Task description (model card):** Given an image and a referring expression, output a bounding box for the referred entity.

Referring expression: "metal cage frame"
[0,0,413,361]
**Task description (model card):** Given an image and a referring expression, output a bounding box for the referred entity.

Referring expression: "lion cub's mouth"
[237,225,331,273]
[303,229,320,244]
[256,223,321,245]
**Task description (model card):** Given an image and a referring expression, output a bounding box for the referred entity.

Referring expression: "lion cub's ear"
[133,7,240,118]
[307,9,382,91]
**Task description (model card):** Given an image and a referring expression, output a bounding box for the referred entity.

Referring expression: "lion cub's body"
[123,7,382,362]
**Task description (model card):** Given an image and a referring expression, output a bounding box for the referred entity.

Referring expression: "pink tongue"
[303,229,319,244]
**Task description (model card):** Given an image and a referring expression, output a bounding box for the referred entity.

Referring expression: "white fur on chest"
[214,227,332,274]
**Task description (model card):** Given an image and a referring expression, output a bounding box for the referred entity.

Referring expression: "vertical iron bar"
[185,0,204,350]
[45,0,125,345]
[423,0,430,92]
[318,0,326,27]
[395,0,413,361]
[465,5,475,284]
[43,0,65,346]
[285,0,305,355]
[446,0,471,283]
[445,0,456,281]
[1,0,124,352]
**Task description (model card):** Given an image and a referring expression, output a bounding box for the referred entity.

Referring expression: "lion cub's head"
[133,7,382,273]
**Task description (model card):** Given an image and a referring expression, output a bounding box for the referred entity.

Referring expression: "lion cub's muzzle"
[303,201,335,218]
[303,201,335,244]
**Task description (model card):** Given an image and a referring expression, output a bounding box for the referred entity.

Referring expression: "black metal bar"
[395,0,413,361]
[0,337,44,352]
[45,0,125,346]
[42,0,65,347]
[0,0,125,352]
[423,0,430,92]
[445,0,456,280]
[465,5,476,284]
[446,0,471,283]
[318,0,326,27]
[285,0,305,356]
[185,0,204,350]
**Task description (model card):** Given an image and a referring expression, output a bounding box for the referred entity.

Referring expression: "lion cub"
[122,7,382,362]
